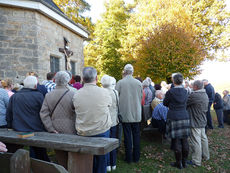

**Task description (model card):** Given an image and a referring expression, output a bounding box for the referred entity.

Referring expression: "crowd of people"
[0,64,230,172]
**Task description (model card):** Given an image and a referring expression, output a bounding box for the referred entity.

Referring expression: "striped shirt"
[152,103,168,121]
[44,81,56,93]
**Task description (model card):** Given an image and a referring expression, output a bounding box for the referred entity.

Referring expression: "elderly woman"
[163,73,190,169]
[0,88,9,128]
[143,79,152,105]
[101,75,119,172]
[223,90,230,124]
[40,71,76,168]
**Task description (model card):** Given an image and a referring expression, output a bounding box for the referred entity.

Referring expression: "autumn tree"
[120,0,230,81]
[185,0,230,54]
[54,0,94,34]
[84,0,130,80]
[135,24,205,83]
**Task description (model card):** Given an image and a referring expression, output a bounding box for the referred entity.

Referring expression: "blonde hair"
[26,72,38,77]
[1,79,13,88]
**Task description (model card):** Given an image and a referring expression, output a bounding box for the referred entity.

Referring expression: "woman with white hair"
[143,79,152,105]
[101,74,119,172]
[40,71,77,169]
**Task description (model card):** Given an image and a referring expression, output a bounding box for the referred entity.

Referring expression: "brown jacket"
[40,86,76,134]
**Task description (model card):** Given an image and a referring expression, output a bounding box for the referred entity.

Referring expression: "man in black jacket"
[6,75,49,161]
[213,93,224,128]
[203,79,215,129]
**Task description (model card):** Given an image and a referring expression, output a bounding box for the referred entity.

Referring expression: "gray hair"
[54,71,70,86]
[142,79,150,87]
[202,79,208,83]
[172,73,183,85]
[101,75,112,88]
[171,73,177,78]
[146,77,152,84]
[155,90,163,99]
[124,64,134,75]
[65,71,72,79]
[193,80,204,90]
[82,67,97,83]
[23,76,37,89]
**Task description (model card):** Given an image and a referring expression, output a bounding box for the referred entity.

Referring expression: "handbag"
[50,89,69,117]
[113,89,122,123]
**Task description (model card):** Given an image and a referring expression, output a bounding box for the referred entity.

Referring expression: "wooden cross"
[59,37,73,71]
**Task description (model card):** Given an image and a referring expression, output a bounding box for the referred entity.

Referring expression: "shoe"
[186,160,199,166]
[182,160,187,168]
[112,166,116,171]
[170,162,183,169]
[107,166,111,172]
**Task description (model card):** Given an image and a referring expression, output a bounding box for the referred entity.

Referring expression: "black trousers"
[223,110,230,124]
[151,119,166,134]
[171,138,189,163]
[122,123,140,163]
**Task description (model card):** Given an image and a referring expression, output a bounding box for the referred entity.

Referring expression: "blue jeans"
[91,130,110,173]
[122,123,140,163]
[206,102,213,129]
[215,109,224,128]
[107,125,118,167]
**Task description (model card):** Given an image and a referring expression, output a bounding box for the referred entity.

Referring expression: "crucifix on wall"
[59,37,73,71]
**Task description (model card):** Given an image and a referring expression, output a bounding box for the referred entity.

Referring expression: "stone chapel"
[0,0,89,82]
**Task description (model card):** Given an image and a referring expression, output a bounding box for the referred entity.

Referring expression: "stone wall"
[0,6,84,83]
[35,11,84,82]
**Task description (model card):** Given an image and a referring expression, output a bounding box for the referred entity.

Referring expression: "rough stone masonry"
[0,4,87,83]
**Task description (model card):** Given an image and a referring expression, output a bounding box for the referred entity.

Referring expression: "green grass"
[113,112,230,173]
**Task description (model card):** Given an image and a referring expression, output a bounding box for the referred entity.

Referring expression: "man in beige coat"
[73,67,112,173]
[115,64,142,163]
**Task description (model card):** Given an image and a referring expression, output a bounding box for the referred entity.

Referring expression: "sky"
[83,0,230,89]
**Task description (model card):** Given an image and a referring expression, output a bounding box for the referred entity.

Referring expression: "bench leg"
[68,152,93,173]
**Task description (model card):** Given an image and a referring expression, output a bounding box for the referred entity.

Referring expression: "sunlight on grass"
[113,111,230,173]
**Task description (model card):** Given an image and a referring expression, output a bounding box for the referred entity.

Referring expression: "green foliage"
[84,0,130,80]
[56,0,230,82]
[120,0,230,82]
[185,0,230,54]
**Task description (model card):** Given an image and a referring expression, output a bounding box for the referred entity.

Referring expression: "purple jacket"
[73,82,83,90]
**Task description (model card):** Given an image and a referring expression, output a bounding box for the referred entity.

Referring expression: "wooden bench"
[0,149,68,173]
[0,129,119,173]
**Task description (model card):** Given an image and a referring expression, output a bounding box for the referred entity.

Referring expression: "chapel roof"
[43,0,64,14]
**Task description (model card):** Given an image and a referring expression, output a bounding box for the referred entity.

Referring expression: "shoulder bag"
[113,89,122,123]
[50,89,70,117]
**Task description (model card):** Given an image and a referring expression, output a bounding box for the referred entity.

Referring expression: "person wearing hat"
[115,64,143,163]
